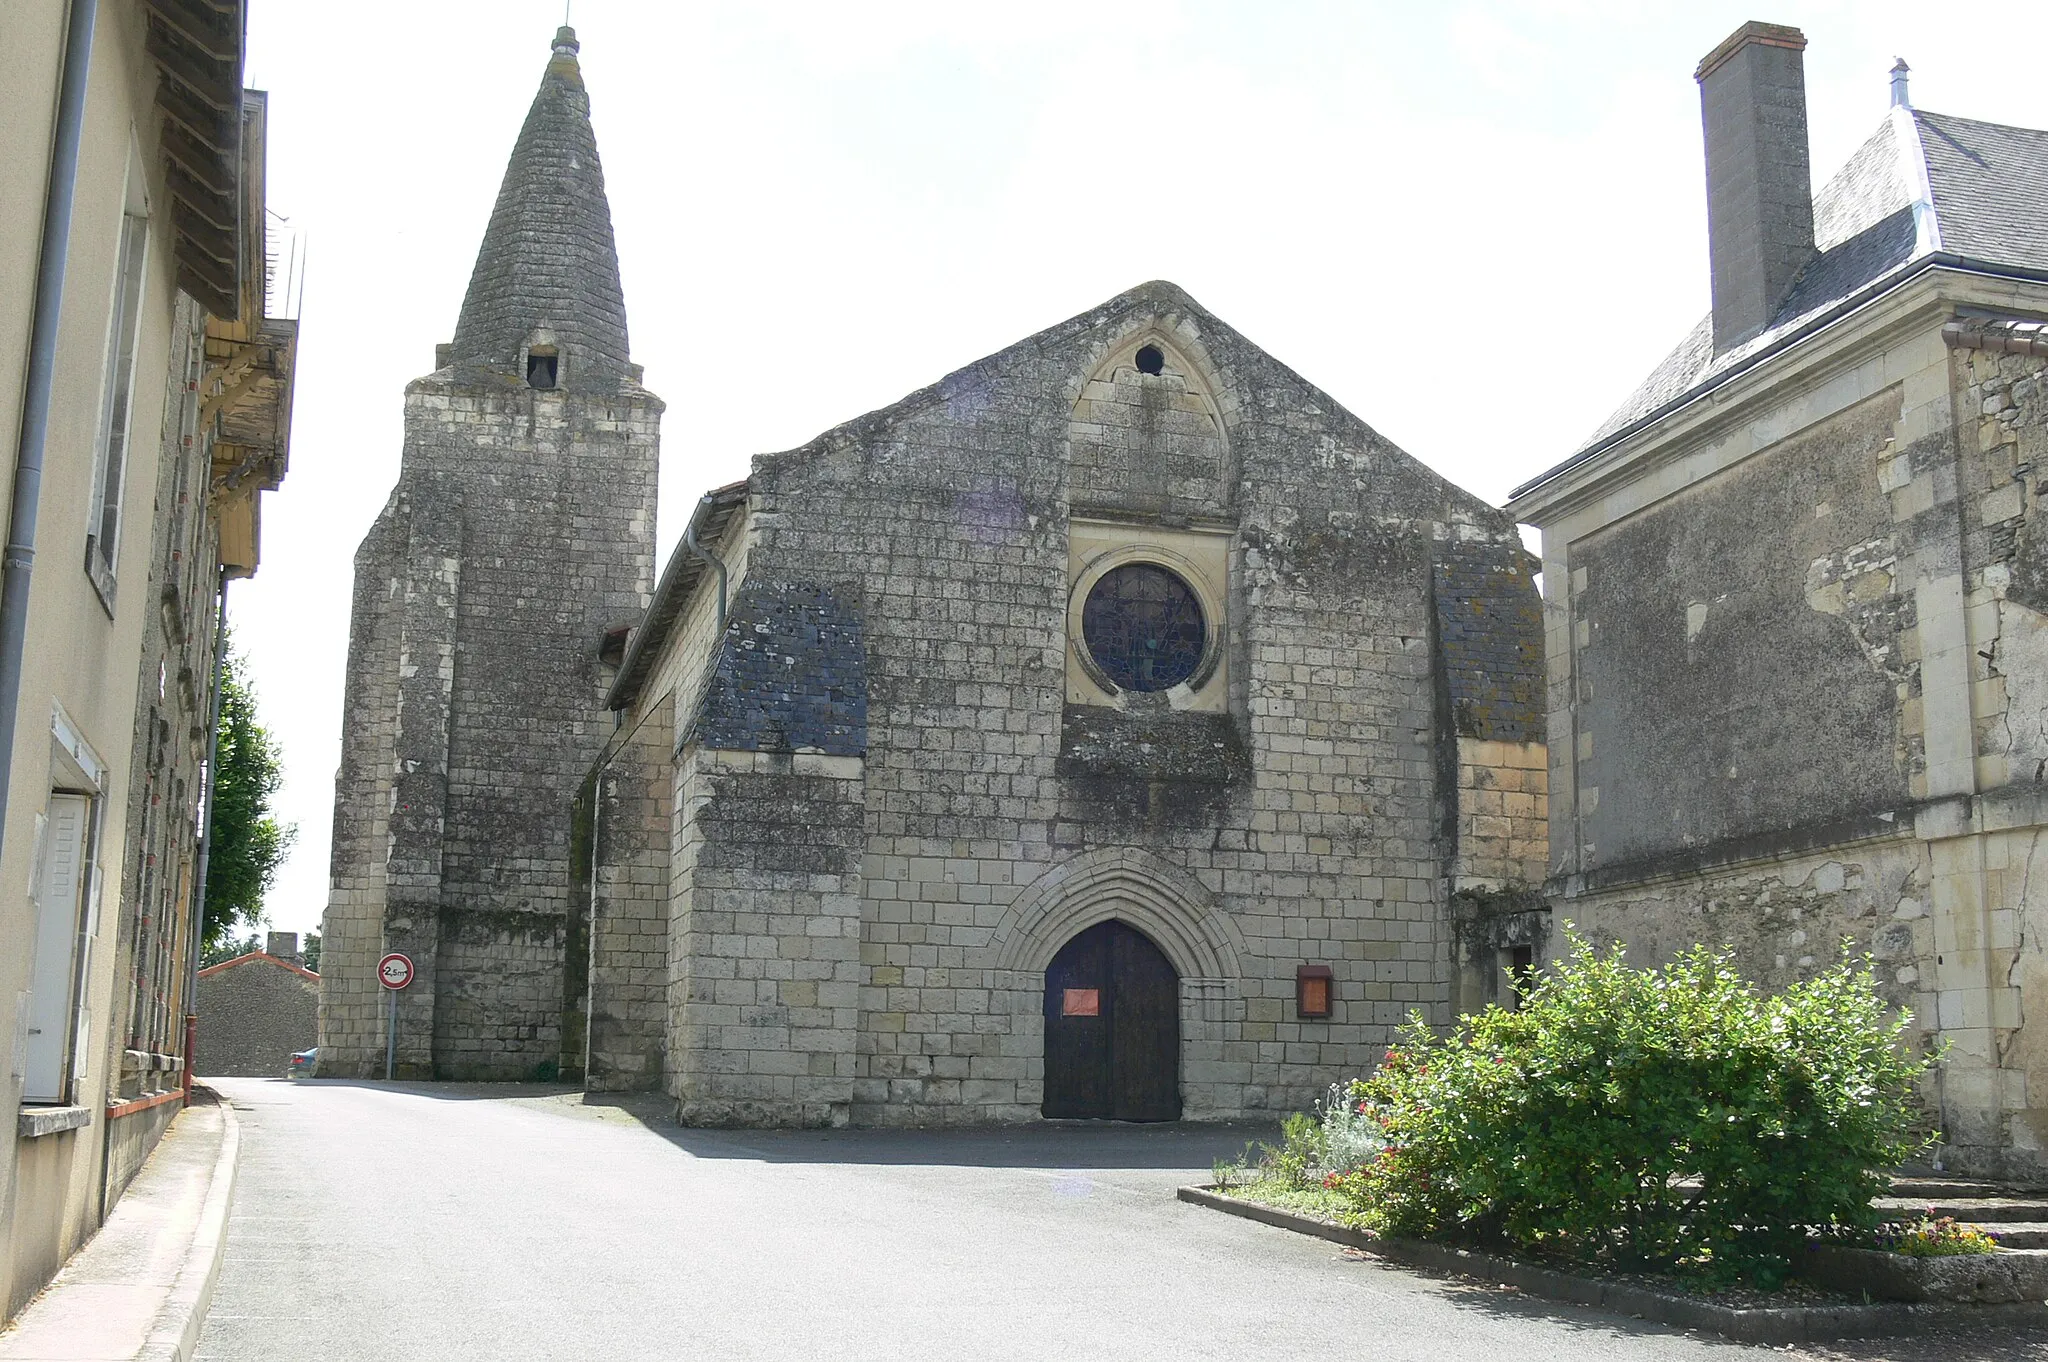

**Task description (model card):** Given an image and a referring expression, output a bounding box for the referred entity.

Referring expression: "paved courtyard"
[195,1079,2048,1361]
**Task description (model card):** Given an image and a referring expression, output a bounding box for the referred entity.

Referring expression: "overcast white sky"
[235,1,2048,940]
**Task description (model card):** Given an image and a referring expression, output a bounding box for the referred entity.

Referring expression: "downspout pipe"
[0,0,99,861]
[183,574,230,1096]
[682,493,727,630]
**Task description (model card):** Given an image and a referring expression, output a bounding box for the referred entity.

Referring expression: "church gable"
[1069,329,1233,518]
[802,283,1490,523]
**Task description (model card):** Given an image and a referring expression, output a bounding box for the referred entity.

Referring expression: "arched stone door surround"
[993,848,1246,1119]
[992,847,1245,980]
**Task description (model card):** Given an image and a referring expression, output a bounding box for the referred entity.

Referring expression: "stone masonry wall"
[1951,326,2048,1170]
[322,370,659,1081]
[581,699,672,1090]
[1537,304,2048,1177]
[624,282,1542,1124]
[318,486,405,1070]
[107,296,218,1094]
[667,749,865,1125]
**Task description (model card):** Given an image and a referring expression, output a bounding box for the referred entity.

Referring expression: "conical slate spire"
[449,27,630,388]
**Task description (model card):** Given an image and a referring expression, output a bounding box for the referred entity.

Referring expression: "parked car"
[288,1047,317,1078]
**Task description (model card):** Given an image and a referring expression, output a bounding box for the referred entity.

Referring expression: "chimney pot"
[1696,21,1817,351]
[266,930,299,961]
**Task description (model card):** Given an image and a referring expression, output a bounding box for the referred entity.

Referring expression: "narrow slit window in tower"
[527,348,559,389]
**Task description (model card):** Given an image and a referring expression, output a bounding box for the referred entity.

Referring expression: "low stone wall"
[1803,1242,2048,1304]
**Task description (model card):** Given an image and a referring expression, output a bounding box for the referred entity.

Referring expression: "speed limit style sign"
[378,952,415,990]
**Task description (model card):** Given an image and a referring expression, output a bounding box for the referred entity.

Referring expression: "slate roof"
[1516,105,2048,497]
[1433,541,1545,744]
[1919,111,2048,272]
[449,27,631,388]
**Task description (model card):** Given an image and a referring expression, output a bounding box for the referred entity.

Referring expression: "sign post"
[377,952,415,1081]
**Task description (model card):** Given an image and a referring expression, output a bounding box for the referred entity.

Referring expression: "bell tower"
[320,27,661,1079]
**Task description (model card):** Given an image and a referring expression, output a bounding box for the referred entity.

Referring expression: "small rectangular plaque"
[1297,963,1334,1020]
[1061,988,1100,1017]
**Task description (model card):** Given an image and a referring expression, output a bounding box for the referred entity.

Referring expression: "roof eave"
[1508,253,2048,517]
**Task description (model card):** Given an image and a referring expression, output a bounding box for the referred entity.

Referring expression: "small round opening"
[1134,344,1165,376]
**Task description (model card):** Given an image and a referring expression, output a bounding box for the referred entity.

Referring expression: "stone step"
[1977,1222,2048,1248]
[1888,1177,2039,1200]
[1872,1196,2048,1224]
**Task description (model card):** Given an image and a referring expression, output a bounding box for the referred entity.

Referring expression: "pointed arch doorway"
[1042,920,1181,1121]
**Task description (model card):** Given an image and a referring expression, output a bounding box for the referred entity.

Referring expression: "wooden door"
[1042,920,1181,1121]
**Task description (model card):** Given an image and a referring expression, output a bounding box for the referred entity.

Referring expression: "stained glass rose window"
[1080,563,1205,692]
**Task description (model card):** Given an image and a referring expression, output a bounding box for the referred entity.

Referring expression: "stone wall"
[1569,387,1912,872]
[196,955,318,1076]
[321,30,663,1083]
[106,295,217,1093]
[1526,292,2048,1177]
[321,371,660,1081]
[580,699,672,1090]
[667,749,866,1125]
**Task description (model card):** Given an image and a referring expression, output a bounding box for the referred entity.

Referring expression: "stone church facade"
[588,287,1545,1125]
[320,28,1547,1118]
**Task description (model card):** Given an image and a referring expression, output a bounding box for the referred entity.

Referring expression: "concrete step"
[1977,1222,2048,1248]
[1872,1196,2048,1224]
[1888,1177,2042,1199]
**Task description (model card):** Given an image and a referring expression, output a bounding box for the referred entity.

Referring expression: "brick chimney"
[266,930,299,961]
[1696,21,1815,351]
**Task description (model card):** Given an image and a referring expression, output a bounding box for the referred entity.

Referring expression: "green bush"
[1341,933,1935,1283]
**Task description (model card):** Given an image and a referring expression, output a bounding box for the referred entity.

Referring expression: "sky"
[235,1,2048,941]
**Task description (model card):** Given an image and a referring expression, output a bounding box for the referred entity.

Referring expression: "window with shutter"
[24,794,92,1102]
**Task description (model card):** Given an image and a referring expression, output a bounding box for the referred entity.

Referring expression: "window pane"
[92,213,150,576]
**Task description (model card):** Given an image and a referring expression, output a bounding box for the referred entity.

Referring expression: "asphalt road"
[195,1079,2048,1362]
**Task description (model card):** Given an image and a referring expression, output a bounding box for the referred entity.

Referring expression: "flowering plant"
[1871,1216,1999,1257]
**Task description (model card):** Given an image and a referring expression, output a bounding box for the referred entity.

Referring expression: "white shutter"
[24,795,90,1102]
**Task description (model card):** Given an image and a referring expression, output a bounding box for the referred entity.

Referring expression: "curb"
[0,1088,242,1362]
[1177,1185,2048,1345]
[140,1087,240,1362]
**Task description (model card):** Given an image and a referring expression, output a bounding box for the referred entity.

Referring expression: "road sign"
[378,952,415,990]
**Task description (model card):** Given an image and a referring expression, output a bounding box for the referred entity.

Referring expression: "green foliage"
[200,930,262,969]
[1267,1111,1323,1188]
[1876,1217,1999,1257]
[203,640,295,950]
[301,931,321,973]
[1341,931,1936,1284]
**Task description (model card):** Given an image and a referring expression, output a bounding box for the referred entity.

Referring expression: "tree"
[201,930,262,969]
[202,641,295,950]
[301,931,321,973]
